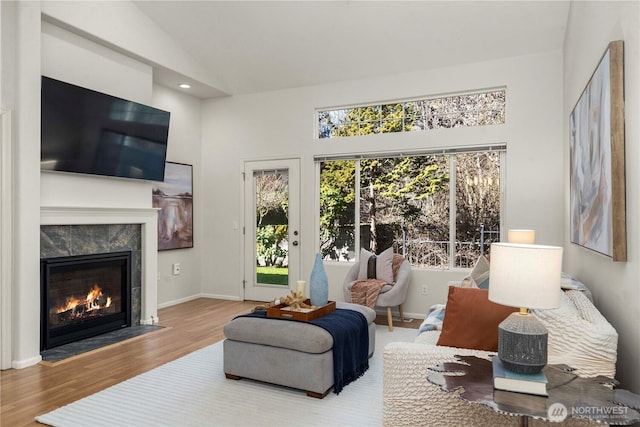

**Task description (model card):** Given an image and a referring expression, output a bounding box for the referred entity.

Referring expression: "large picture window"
[318,148,504,269]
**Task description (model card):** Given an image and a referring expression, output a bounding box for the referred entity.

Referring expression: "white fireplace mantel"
[40,206,159,325]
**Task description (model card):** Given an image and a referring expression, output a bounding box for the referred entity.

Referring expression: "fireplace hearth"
[40,251,132,350]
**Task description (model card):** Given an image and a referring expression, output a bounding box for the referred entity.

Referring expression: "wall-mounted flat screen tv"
[41,76,170,181]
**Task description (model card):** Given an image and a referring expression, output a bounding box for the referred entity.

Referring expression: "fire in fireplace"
[52,283,114,326]
[40,251,132,350]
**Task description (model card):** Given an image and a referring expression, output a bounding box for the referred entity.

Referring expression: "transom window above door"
[317,89,506,139]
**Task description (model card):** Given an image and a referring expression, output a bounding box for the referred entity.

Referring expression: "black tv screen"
[41,76,170,181]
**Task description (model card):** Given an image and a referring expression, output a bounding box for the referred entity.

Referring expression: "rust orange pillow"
[436,286,517,352]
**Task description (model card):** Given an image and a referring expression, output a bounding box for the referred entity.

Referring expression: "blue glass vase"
[309,253,329,306]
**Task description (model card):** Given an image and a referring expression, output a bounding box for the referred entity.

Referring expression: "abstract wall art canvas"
[152,162,194,251]
[570,40,626,261]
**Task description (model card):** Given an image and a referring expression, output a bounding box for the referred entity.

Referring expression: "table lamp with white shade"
[488,243,563,374]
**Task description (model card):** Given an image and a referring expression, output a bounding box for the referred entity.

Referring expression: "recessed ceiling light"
[179,83,191,89]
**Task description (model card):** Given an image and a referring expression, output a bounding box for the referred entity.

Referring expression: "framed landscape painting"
[569,40,626,261]
[152,162,194,251]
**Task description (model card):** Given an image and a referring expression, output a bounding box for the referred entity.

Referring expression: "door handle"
[292,241,299,246]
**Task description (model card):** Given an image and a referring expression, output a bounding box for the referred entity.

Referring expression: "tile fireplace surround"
[0,207,159,368]
[40,206,159,330]
[41,224,142,327]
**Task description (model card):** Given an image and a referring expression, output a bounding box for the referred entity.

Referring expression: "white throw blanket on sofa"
[383,290,618,426]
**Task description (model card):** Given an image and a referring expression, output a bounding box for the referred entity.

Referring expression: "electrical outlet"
[421,284,428,295]
[172,263,181,275]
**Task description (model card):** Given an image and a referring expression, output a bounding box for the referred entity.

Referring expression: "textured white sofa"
[383,290,618,426]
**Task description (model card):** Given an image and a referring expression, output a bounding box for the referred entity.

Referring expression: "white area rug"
[36,325,418,427]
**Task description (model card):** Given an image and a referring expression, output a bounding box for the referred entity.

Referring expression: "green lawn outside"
[256,266,289,286]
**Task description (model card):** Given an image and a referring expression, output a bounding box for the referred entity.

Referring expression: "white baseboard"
[374,309,423,320]
[140,316,160,325]
[157,294,202,309]
[157,293,242,310]
[13,354,42,369]
[199,293,242,301]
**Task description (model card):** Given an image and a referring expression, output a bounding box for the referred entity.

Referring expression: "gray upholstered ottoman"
[223,301,376,398]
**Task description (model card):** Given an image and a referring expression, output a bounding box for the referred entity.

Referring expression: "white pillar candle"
[296,280,306,295]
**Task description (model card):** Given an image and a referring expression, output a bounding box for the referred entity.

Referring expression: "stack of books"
[492,356,548,396]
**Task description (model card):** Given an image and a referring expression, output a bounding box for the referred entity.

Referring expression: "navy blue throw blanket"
[240,309,369,394]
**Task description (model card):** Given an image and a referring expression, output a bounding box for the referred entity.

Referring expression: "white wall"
[152,84,203,307]
[40,21,154,209]
[40,0,227,94]
[10,0,42,369]
[201,50,564,318]
[563,1,640,393]
[0,0,17,370]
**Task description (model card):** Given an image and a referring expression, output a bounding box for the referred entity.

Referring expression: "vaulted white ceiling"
[133,1,570,98]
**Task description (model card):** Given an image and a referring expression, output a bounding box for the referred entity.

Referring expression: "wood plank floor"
[0,298,417,427]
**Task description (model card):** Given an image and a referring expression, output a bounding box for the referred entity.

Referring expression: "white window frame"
[315,145,506,270]
[316,88,506,139]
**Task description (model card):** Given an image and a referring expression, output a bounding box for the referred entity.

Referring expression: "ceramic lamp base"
[498,311,548,374]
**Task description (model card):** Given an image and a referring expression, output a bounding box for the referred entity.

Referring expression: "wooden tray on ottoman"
[267,299,336,321]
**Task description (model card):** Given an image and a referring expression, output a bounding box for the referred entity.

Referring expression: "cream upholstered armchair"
[343,249,411,331]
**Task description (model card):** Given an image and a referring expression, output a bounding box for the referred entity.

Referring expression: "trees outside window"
[319,151,501,269]
[255,171,289,269]
[318,90,505,139]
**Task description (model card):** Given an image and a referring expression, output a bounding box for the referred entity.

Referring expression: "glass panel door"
[243,159,300,301]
